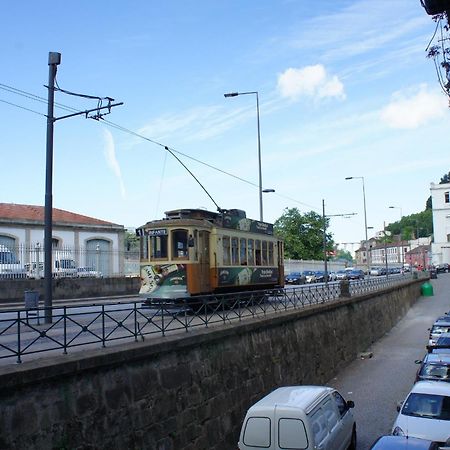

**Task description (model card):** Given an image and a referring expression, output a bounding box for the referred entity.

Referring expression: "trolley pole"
[44,52,61,324]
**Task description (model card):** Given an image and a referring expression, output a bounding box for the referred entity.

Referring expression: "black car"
[436,263,449,273]
[370,436,440,449]
[415,352,450,382]
[284,272,306,285]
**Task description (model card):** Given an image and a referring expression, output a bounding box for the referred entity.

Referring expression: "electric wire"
[0,98,47,117]
[0,81,320,212]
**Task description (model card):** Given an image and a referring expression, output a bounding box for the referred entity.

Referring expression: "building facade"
[430,181,450,265]
[0,203,125,276]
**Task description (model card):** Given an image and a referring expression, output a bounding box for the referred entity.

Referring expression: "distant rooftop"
[0,203,121,227]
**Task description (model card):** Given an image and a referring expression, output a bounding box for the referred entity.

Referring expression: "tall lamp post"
[389,205,403,267]
[224,91,264,222]
[345,176,369,274]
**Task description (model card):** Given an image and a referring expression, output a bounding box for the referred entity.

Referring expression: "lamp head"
[224,92,239,98]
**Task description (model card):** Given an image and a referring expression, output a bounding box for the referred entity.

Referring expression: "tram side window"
[223,236,231,265]
[262,241,268,265]
[268,242,274,265]
[240,238,247,265]
[231,237,239,265]
[150,235,168,259]
[255,240,262,266]
[172,229,188,259]
[248,239,255,265]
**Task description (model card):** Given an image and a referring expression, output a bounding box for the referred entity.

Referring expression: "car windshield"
[419,363,450,380]
[402,393,450,420]
[431,325,450,334]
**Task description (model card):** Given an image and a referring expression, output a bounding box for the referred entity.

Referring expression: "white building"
[430,182,450,265]
[0,203,125,276]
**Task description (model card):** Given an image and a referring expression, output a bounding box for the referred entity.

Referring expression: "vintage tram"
[137,208,284,305]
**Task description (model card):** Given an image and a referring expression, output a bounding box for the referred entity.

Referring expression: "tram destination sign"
[147,229,168,236]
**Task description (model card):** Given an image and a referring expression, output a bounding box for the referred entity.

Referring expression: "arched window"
[86,239,111,276]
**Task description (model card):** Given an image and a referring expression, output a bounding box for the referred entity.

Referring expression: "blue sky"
[1,0,448,252]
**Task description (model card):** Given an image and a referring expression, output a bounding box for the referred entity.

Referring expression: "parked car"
[303,270,317,284]
[428,332,450,353]
[436,263,449,273]
[370,267,382,276]
[314,270,325,283]
[370,436,440,449]
[392,381,450,445]
[335,270,348,280]
[429,318,450,346]
[328,271,338,281]
[346,269,365,280]
[238,385,356,450]
[76,267,103,278]
[415,352,450,382]
[284,271,306,285]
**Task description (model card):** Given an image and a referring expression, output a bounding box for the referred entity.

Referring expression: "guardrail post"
[340,280,351,298]
[63,305,67,354]
[17,310,21,364]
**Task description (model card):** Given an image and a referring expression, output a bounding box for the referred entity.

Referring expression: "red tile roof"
[0,203,121,227]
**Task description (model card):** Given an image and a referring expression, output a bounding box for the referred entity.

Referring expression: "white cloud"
[380,85,448,129]
[103,129,126,199]
[277,65,345,101]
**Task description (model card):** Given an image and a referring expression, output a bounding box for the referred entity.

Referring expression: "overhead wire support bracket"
[53,102,123,122]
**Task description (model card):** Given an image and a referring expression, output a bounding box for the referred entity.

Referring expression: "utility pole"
[44,52,60,324]
[322,199,328,283]
[43,52,123,323]
[322,200,357,282]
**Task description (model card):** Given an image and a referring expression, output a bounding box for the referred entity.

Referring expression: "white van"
[0,244,26,279]
[238,386,356,450]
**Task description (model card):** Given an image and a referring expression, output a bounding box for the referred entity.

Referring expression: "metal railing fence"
[0,243,139,279]
[0,273,417,363]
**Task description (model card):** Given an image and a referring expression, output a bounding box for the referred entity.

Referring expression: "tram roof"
[137,208,274,236]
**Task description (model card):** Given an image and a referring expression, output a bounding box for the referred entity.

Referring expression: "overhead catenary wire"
[0,81,321,213]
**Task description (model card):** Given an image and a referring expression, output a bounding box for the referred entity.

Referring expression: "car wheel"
[348,426,356,450]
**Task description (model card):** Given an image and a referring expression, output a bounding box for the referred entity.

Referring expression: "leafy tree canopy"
[385,209,433,241]
[274,208,334,260]
[125,230,139,251]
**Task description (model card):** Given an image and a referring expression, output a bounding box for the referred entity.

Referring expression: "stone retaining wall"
[0,277,140,303]
[0,279,422,449]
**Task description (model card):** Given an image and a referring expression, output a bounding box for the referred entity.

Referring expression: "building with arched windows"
[0,203,125,277]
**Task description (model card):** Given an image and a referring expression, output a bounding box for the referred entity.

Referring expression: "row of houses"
[355,181,450,268]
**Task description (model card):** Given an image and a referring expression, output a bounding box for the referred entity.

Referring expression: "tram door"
[197,231,211,292]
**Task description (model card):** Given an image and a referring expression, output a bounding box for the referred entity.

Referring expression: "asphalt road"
[328,273,450,449]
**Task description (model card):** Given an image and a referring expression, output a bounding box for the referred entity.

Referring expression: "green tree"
[334,249,353,262]
[440,172,450,184]
[125,230,140,251]
[274,208,334,260]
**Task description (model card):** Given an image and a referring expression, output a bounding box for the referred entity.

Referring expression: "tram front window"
[150,235,168,259]
[172,229,188,259]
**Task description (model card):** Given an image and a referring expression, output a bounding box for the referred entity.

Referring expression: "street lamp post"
[224,91,264,222]
[345,176,369,274]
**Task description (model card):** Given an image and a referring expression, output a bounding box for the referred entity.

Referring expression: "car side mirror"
[346,400,354,408]
[396,401,403,412]
[414,360,422,364]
